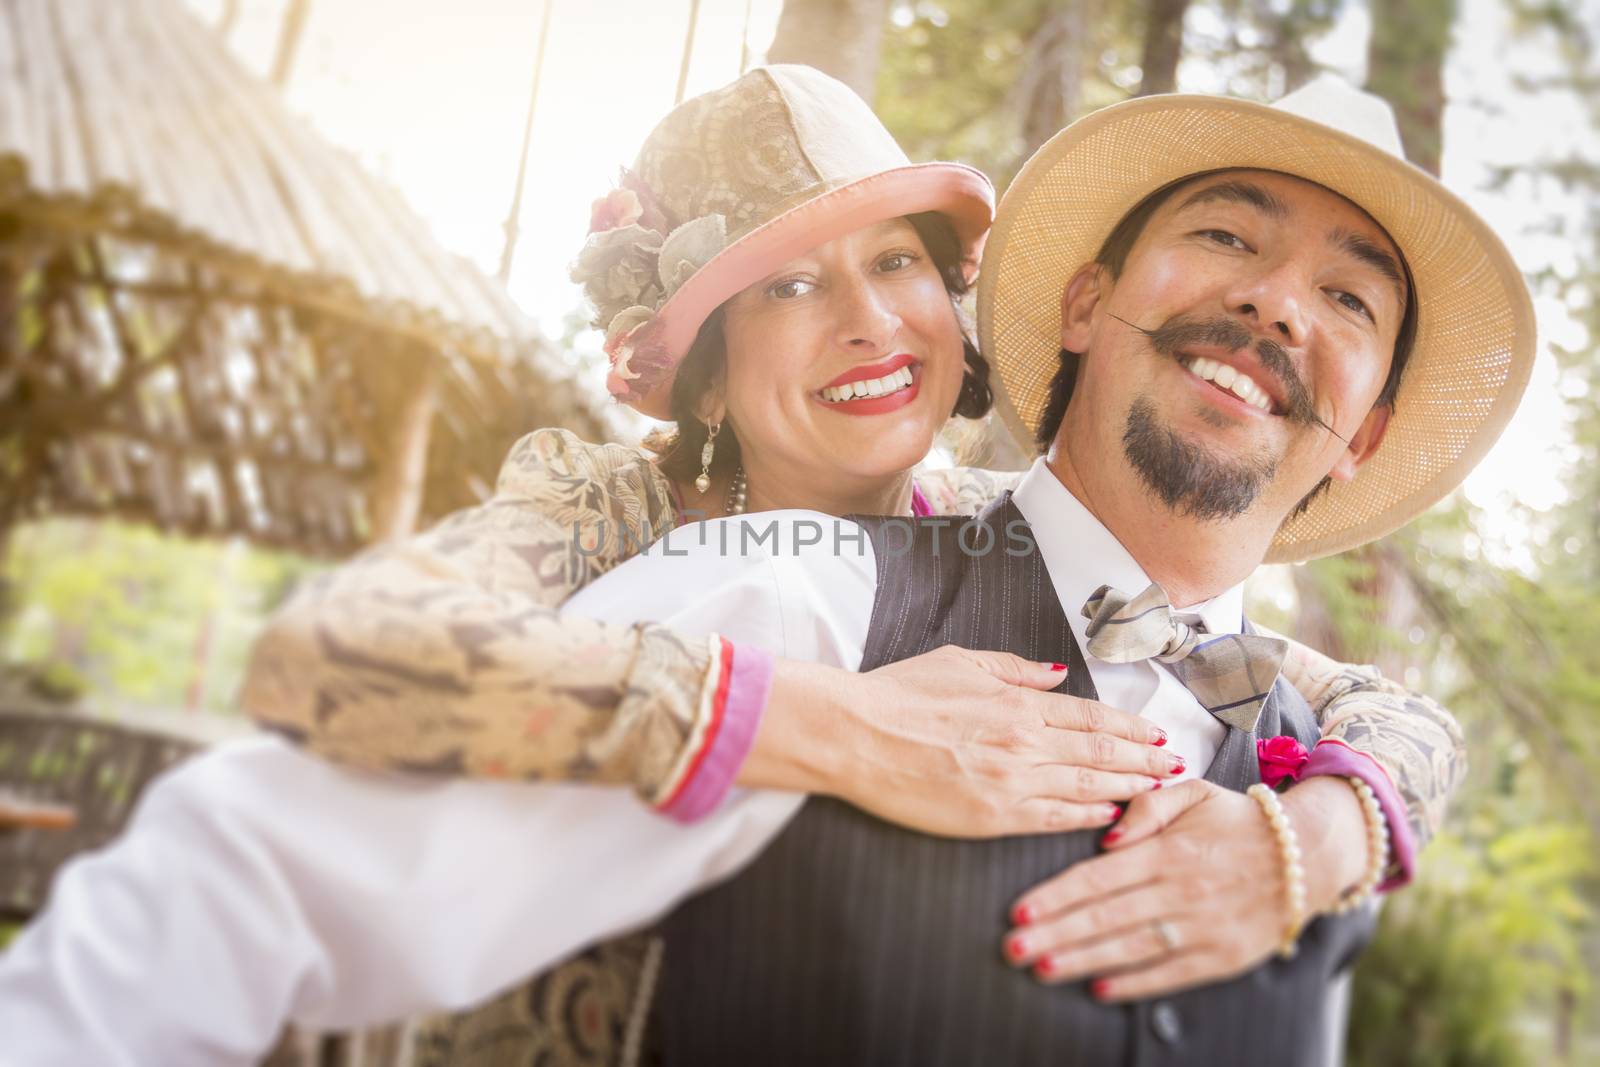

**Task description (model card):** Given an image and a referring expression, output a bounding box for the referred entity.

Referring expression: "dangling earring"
[694,420,721,494]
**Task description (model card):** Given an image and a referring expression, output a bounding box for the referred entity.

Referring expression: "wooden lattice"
[0,214,610,556]
[0,708,197,919]
[0,706,417,1065]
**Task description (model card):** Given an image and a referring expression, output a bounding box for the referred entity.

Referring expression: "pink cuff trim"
[1302,739,1416,891]
[659,640,774,823]
[911,482,932,517]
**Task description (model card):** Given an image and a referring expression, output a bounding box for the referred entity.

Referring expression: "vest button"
[1150,1001,1183,1045]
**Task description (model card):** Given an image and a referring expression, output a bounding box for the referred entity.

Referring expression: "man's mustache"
[1107,313,1350,444]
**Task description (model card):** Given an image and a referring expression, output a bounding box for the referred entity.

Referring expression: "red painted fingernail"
[1090,978,1112,1000]
[1101,828,1123,845]
[1006,934,1028,961]
[1152,729,1168,747]
[1011,902,1034,925]
[1150,779,1163,791]
[1050,662,1068,671]
[1105,804,1122,822]
[1169,756,1186,776]
[1035,957,1055,978]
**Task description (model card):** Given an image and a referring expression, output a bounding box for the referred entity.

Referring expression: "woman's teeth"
[1185,357,1274,413]
[821,365,915,403]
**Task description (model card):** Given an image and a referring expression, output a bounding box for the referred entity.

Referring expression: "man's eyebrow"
[1330,226,1407,307]
[1176,179,1290,220]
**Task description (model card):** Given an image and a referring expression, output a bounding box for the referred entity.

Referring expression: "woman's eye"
[877,252,917,273]
[1333,290,1374,321]
[1198,229,1250,251]
[769,279,815,300]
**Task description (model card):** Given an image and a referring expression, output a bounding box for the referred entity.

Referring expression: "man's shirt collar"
[1009,457,1246,637]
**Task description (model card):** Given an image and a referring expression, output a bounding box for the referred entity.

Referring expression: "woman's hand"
[1000,776,1370,1000]
[740,645,1182,838]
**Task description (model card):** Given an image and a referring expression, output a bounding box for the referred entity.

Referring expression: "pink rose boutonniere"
[1257,735,1311,790]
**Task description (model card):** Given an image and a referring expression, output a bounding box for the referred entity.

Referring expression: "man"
[0,78,1530,1065]
[552,77,1532,1066]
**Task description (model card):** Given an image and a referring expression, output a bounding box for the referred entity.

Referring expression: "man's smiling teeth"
[1184,357,1274,413]
[821,365,914,403]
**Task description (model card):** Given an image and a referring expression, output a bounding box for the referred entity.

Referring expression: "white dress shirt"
[0,465,1244,1064]
[1010,458,1238,778]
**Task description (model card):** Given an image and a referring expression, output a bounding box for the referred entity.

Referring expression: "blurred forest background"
[2,0,1598,1063]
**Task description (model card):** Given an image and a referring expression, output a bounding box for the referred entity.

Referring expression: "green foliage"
[1349,827,1593,1067]
[1200,0,1349,94]
[875,0,1145,184]
[1,519,319,716]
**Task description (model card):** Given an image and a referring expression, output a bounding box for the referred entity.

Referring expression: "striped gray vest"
[650,495,1376,1066]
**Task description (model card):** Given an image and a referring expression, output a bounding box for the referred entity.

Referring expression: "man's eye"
[770,279,815,299]
[1333,290,1374,321]
[1198,229,1249,251]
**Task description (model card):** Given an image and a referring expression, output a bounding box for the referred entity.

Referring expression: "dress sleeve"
[914,465,1026,516]
[239,428,770,817]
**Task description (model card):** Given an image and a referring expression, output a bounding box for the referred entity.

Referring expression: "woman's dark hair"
[648,211,993,488]
[1031,171,1418,453]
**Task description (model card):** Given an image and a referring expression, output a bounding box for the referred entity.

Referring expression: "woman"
[240,66,1460,1059]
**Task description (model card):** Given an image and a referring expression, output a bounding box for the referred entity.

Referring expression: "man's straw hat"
[977,77,1536,563]
[573,65,993,419]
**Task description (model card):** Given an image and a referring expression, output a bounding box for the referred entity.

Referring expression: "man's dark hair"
[652,211,993,487]
[1032,171,1418,452]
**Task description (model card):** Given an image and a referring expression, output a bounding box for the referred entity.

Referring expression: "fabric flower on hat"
[617,168,670,235]
[571,223,665,331]
[1257,735,1311,789]
[602,306,655,382]
[658,213,727,300]
[588,188,644,235]
[604,312,673,403]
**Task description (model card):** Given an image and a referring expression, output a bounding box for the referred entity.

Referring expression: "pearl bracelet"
[1247,782,1308,959]
[1329,775,1391,915]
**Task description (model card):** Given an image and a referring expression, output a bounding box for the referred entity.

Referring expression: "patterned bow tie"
[1081,583,1287,732]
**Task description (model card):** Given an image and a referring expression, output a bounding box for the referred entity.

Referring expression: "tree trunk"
[1365,0,1457,176]
[1017,1,1092,160]
[1556,984,1575,1063]
[1293,544,1421,678]
[1291,563,1348,661]
[0,523,14,652]
[1137,0,1192,96]
[768,0,890,104]
[1265,25,1315,94]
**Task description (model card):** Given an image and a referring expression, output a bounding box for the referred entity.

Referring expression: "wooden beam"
[217,0,241,38]
[497,0,555,284]
[739,0,754,74]
[675,0,703,105]
[270,0,313,89]
[368,351,439,542]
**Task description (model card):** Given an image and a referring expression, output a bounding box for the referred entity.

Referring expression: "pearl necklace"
[725,466,748,515]
[722,468,919,518]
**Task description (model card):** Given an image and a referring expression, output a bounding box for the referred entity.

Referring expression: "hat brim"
[977,94,1536,563]
[627,162,994,419]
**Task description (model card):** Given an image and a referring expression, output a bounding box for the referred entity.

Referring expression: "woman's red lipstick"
[816,353,920,416]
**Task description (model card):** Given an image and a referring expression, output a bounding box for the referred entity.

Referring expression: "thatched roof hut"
[0,0,614,557]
